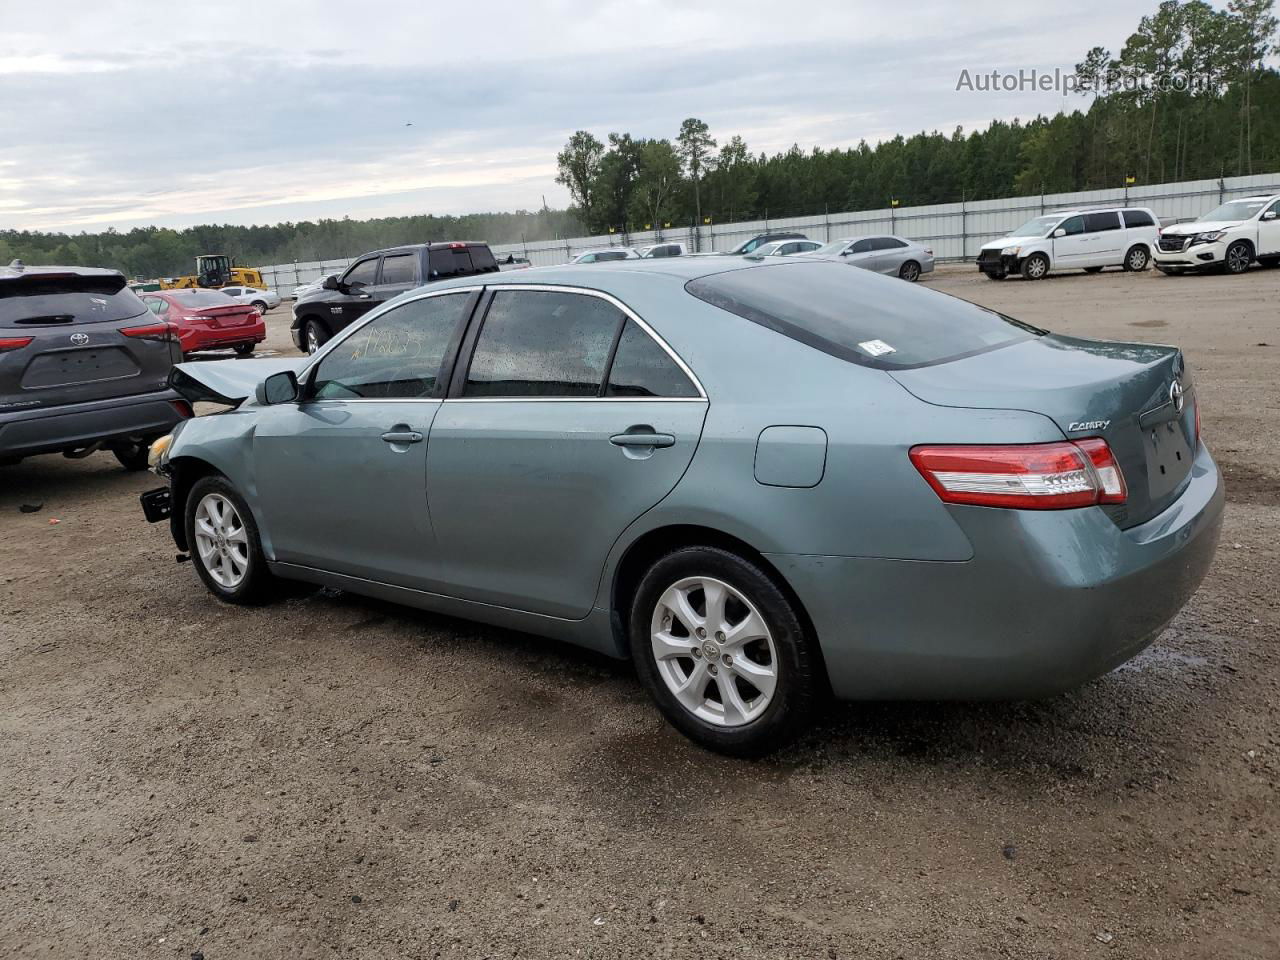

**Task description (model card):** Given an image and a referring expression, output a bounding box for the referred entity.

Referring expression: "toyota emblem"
[70,333,90,346]
[1169,379,1184,413]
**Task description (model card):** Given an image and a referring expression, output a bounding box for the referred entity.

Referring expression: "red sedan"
[138,290,266,357]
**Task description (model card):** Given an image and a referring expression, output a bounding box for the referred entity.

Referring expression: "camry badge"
[70,333,90,345]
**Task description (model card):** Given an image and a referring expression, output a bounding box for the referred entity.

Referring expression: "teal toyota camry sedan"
[141,257,1224,755]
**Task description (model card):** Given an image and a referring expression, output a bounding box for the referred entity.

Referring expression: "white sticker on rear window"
[858,339,896,357]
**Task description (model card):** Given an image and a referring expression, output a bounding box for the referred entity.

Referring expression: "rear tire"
[233,342,255,356]
[629,546,821,757]
[303,318,329,354]
[112,441,151,471]
[1123,245,1150,272]
[184,475,276,605]
[898,260,921,282]
[1021,253,1050,280]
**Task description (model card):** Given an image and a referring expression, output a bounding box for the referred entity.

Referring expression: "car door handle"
[610,431,675,448]
[381,430,423,444]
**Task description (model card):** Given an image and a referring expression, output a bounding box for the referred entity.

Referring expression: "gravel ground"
[1,268,1277,959]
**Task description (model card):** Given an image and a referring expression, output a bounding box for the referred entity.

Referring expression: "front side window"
[606,320,699,398]
[1264,199,1280,219]
[379,254,417,286]
[311,293,470,400]
[850,239,875,254]
[1058,216,1085,236]
[463,290,623,398]
[1085,212,1121,232]
[344,258,378,287]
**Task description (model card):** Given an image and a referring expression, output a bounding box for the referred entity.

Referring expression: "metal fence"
[257,171,1280,293]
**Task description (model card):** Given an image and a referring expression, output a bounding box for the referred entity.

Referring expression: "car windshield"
[1198,199,1269,222]
[745,243,781,258]
[686,261,1043,369]
[812,240,857,256]
[1008,215,1063,237]
[174,291,237,307]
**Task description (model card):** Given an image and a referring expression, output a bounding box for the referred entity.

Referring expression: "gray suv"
[0,261,190,470]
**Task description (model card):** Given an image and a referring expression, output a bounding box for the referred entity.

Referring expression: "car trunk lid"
[1,271,181,408]
[188,305,258,328]
[890,334,1196,528]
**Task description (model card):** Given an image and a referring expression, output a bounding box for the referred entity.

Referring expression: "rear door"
[366,251,419,304]
[425,286,708,618]
[0,272,179,411]
[253,290,477,584]
[1083,211,1123,265]
[872,237,910,274]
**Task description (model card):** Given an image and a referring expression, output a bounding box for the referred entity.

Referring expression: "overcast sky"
[1,0,1153,234]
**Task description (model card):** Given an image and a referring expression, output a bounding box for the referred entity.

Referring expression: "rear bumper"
[768,442,1225,700]
[180,320,267,352]
[0,390,186,459]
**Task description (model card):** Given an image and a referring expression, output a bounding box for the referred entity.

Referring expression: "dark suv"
[0,262,190,470]
[291,241,499,353]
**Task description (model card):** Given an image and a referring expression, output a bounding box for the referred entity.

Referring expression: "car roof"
[355,241,490,258]
[0,262,124,282]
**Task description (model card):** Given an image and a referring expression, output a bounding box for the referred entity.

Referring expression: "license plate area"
[22,347,140,388]
[1144,420,1193,501]
[140,486,172,523]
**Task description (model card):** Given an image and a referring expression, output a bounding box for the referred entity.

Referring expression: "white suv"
[1153,195,1280,276]
[976,207,1159,280]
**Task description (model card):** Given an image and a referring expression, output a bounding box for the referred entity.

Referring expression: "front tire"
[1123,245,1150,272]
[303,318,329,354]
[1225,240,1253,274]
[898,260,921,282]
[629,546,821,757]
[1021,253,1050,280]
[185,476,275,605]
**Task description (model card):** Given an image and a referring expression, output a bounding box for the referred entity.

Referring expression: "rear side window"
[1123,210,1155,228]
[312,293,470,400]
[379,254,416,285]
[1085,212,1121,232]
[463,290,622,398]
[686,261,1042,370]
[595,251,628,262]
[0,273,148,327]
[606,320,699,398]
[873,237,908,250]
[427,247,475,279]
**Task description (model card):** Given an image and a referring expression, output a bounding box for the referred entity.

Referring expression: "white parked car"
[976,206,1159,280]
[290,277,329,301]
[220,286,282,312]
[569,248,640,264]
[1153,195,1280,275]
[743,239,823,259]
[638,242,686,258]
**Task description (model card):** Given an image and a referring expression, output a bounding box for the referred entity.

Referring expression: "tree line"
[3,0,1276,278]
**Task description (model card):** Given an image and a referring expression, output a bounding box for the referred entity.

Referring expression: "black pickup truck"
[290,241,499,354]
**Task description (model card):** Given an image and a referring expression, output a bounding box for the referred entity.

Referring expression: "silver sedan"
[807,235,935,281]
[743,239,823,259]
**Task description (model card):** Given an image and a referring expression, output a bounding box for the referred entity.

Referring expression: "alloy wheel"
[193,493,250,589]
[900,261,920,282]
[650,576,779,727]
[1128,248,1148,270]
[306,324,320,354]
[1227,243,1251,274]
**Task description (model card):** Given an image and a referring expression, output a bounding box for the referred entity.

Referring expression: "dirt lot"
[2,268,1278,959]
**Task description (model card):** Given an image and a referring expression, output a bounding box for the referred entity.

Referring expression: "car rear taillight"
[170,399,193,419]
[910,440,1127,509]
[0,336,34,353]
[120,321,177,342]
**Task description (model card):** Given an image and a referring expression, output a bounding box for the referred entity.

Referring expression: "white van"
[976,207,1160,280]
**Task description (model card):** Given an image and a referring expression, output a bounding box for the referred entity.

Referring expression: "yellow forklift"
[160,254,265,290]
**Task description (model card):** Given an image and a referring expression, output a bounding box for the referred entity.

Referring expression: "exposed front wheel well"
[167,456,226,551]
[610,524,828,689]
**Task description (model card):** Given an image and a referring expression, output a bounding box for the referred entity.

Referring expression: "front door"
[325,255,382,335]
[253,291,476,585]
[426,288,708,619]
[1258,199,1280,256]
[842,238,880,272]
[1050,215,1092,268]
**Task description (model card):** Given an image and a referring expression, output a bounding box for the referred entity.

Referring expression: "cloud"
[2,0,1143,233]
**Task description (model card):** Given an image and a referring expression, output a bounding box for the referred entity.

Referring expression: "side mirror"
[322,275,341,291]
[1264,211,1278,221]
[256,370,299,406]
[1053,228,1067,238]
[839,249,852,256]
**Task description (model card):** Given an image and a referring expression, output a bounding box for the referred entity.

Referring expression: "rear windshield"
[0,273,148,327]
[468,245,498,270]
[428,247,475,279]
[171,290,237,307]
[685,261,1043,369]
